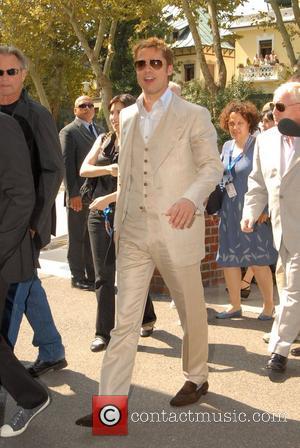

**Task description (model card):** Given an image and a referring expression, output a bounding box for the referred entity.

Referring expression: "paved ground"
[1,237,300,448]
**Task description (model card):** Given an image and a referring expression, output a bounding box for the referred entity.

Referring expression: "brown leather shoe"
[170,381,209,407]
[291,346,300,356]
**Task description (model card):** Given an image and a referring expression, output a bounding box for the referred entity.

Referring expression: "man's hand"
[165,198,196,229]
[69,196,83,212]
[240,218,255,233]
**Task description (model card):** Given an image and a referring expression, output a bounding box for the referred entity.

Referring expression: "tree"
[54,0,166,126]
[267,0,298,67]
[168,0,244,94]
[180,0,218,94]
[0,0,92,121]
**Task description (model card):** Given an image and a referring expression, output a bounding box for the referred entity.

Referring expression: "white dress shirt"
[136,88,173,143]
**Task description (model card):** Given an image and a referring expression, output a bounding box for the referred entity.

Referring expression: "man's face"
[0,54,26,104]
[135,47,173,100]
[272,90,300,125]
[74,96,95,123]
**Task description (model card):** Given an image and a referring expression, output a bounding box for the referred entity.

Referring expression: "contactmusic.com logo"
[92,396,128,435]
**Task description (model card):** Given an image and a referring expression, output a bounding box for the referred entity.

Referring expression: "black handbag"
[205,184,225,215]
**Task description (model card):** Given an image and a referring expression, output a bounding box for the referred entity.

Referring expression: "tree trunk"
[207,0,227,89]
[28,60,51,112]
[181,0,218,95]
[268,0,297,67]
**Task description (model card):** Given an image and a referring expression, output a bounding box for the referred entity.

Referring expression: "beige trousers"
[269,245,300,356]
[99,217,208,395]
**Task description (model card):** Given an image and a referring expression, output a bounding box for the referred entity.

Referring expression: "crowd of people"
[253,51,279,67]
[0,38,300,437]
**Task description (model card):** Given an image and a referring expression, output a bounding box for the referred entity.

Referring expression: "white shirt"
[76,117,97,137]
[136,88,173,143]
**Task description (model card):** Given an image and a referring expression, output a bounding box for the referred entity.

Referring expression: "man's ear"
[167,64,173,76]
[21,69,27,82]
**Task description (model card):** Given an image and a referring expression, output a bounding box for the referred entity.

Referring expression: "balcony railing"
[238,64,285,82]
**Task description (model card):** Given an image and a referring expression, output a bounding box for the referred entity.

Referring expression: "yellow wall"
[174,48,235,86]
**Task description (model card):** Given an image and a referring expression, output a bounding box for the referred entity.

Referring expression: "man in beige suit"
[241,82,300,373]
[76,37,222,425]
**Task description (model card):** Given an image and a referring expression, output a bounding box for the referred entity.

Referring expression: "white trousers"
[99,218,208,395]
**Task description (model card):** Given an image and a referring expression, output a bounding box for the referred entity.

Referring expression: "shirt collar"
[137,88,173,115]
[76,116,93,127]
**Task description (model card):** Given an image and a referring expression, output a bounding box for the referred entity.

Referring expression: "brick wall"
[150,214,224,295]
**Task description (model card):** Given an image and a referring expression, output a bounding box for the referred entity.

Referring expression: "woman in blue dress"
[216,101,277,319]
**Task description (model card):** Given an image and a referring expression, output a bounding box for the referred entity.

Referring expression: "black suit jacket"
[59,117,100,201]
[8,90,64,252]
[0,113,35,283]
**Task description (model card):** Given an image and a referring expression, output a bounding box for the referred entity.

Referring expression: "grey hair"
[0,45,28,69]
[273,82,300,102]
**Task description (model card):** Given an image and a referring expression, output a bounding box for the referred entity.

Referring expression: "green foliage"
[110,21,139,97]
[182,78,265,148]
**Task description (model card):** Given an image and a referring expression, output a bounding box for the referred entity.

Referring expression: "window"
[259,39,272,58]
[184,64,194,81]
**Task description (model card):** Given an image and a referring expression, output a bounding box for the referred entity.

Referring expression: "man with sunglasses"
[241,81,300,373]
[0,112,50,437]
[59,96,100,291]
[0,45,66,378]
[76,37,222,425]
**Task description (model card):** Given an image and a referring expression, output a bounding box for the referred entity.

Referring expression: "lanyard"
[227,135,252,176]
[102,206,114,237]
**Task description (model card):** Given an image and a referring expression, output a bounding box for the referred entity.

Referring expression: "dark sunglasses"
[271,102,300,112]
[0,68,22,76]
[77,103,94,109]
[134,59,163,71]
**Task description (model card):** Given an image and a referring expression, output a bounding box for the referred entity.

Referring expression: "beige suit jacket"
[243,126,300,253]
[114,93,223,266]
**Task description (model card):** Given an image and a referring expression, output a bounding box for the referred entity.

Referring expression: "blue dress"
[216,135,277,267]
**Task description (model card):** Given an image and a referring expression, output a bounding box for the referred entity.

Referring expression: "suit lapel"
[284,137,300,177]
[74,118,95,142]
[150,95,185,174]
[119,105,139,162]
[119,105,139,193]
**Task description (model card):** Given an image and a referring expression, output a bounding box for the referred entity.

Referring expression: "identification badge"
[225,182,237,198]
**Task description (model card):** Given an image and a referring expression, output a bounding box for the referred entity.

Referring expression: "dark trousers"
[67,203,95,281]
[0,276,48,409]
[88,211,156,341]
